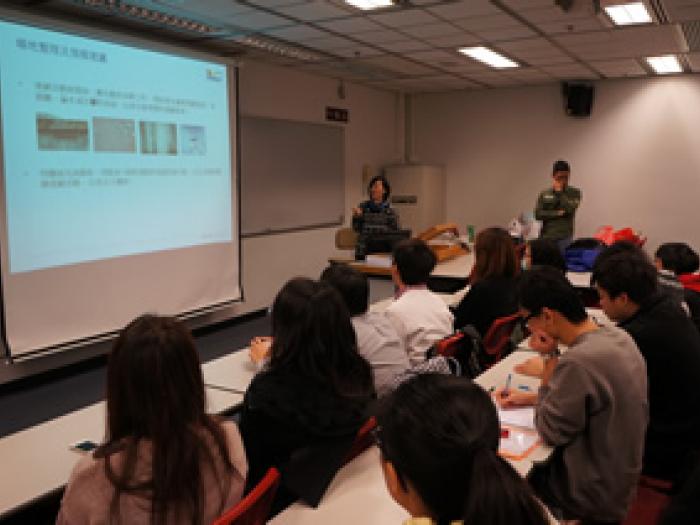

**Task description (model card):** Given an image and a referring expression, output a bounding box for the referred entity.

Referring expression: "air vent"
[681,20,700,52]
[648,0,669,24]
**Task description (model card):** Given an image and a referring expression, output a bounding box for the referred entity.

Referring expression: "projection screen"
[0,15,241,358]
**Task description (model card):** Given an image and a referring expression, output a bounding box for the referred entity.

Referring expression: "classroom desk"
[271,348,552,524]
[0,387,242,519]
[201,349,257,394]
[329,253,473,293]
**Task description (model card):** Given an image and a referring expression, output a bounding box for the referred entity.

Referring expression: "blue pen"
[504,373,512,394]
[517,384,532,392]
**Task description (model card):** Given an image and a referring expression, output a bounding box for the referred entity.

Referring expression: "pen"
[504,373,512,394]
[517,384,532,392]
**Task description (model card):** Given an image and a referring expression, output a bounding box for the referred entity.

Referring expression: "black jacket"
[238,368,373,515]
[452,276,518,336]
[618,293,700,481]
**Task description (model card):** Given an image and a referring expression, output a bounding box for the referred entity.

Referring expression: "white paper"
[497,406,536,430]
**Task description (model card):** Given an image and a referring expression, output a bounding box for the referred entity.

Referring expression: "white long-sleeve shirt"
[385,288,454,366]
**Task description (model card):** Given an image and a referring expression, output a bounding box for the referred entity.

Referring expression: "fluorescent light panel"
[458,46,518,69]
[344,0,393,10]
[646,55,682,74]
[604,2,652,25]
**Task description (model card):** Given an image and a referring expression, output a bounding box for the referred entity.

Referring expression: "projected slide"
[0,19,233,273]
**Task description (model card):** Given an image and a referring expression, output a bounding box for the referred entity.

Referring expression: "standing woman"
[452,227,519,335]
[352,174,399,260]
[57,315,247,525]
[375,374,555,525]
[239,278,375,514]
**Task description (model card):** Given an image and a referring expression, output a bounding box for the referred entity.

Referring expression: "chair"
[621,475,673,525]
[482,313,521,363]
[335,227,358,250]
[212,467,281,525]
[344,416,377,463]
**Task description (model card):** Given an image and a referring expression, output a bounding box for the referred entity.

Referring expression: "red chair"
[432,332,466,359]
[344,416,377,463]
[482,313,521,363]
[212,467,281,525]
[622,475,673,525]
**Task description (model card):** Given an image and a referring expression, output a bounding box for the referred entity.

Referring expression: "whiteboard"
[240,116,345,236]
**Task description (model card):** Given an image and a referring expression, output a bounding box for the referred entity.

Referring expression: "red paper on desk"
[498,425,540,461]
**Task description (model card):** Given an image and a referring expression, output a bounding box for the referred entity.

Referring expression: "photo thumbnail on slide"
[0,18,235,274]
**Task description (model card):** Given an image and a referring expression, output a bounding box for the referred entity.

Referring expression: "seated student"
[239,278,375,515]
[320,263,456,396]
[385,239,454,365]
[655,242,700,332]
[592,245,700,482]
[497,267,648,524]
[375,373,556,525]
[523,238,567,273]
[452,227,519,335]
[57,315,247,525]
[320,263,410,396]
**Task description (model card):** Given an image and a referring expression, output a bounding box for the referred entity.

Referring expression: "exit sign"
[326,107,349,123]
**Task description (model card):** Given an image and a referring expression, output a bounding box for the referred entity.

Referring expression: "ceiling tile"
[664,0,700,23]
[453,13,523,31]
[555,25,688,61]
[247,0,309,7]
[225,10,293,30]
[370,8,440,28]
[534,17,606,35]
[303,34,358,50]
[687,51,700,72]
[328,45,385,58]
[407,48,463,63]
[427,0,502,20]
[359,55,437,75]
[352,28,408,44]
[274,1,354,21]
[319,16,383,33]
[170,0,255,18]
[589,59,647,77]
[472,25,537,41]
[539,62,598,79]
[377,39,433,52]
[265,24,329,41]
[422,32,482,48]
[398,22,463,39]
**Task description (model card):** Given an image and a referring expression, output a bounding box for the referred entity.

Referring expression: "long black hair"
[376,374,549,525]
[269,277,374,400]
[97,314,238,525]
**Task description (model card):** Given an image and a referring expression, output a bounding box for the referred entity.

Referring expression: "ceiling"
[8,0,700,92]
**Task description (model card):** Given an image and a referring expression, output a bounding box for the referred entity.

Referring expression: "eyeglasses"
[520,310,541,328]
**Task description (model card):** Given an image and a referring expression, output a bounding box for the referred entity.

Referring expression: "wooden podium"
[417,223,470,262]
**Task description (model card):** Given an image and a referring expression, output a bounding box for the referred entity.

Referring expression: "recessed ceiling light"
[344,0,393,10]
[458,46,518,69]
[604,2,652,25]
[646,55,682,74]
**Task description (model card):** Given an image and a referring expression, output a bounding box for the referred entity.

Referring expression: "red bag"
[594,226,646,246]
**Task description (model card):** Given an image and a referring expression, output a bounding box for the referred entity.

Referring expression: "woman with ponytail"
[375,374,555,525]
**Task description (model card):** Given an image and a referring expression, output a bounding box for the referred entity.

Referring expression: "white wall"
[233,62,399,315]
[412,75,700,253]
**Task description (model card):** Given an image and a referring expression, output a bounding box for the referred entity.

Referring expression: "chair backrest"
[335,227,358,250]
[482,313,521,363]
[344,416,377,463]
[622,475,673,525]
[432,332,466,359]
[212,467,281,525]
